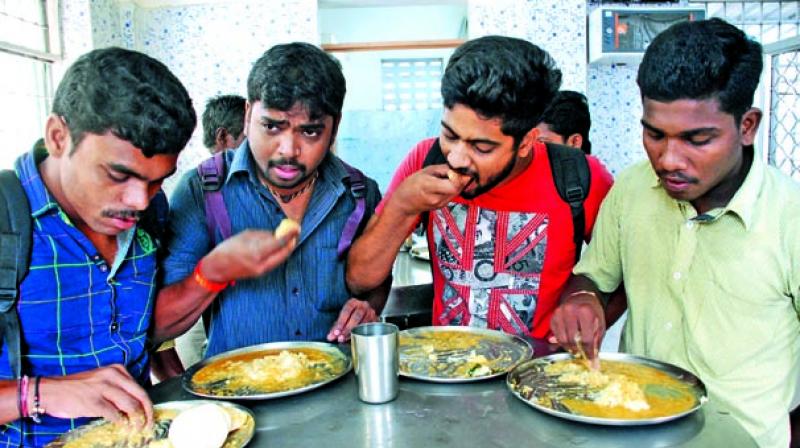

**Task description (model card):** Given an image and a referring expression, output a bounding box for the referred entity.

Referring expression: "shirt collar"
[14,146,60,218]
[648,146,763,229]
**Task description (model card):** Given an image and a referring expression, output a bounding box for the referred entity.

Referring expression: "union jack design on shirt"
[433,203,547,336]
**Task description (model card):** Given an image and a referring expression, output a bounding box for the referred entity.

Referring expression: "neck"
[268,170,319,204]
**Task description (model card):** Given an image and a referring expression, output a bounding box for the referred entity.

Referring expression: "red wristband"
[193,260,233,293]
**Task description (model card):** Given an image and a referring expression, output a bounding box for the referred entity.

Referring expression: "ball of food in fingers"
[274,218,301,247]
[447,169,461,184]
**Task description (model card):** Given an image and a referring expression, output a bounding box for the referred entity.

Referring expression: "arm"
[327,276,392,343]
[347,164,467,294]
[151,171,298,343]
[0,365,154,427]
[549,274,607,360]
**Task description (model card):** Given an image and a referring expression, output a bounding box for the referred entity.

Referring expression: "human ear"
[739,108,762,146]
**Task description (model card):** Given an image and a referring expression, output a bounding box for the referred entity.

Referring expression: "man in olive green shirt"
[550,18,800,447]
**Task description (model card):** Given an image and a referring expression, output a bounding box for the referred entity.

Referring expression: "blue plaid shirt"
[163,142,381,358]
[0,150,157,447]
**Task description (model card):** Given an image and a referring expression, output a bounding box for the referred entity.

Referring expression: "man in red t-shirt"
[347,36,613,339]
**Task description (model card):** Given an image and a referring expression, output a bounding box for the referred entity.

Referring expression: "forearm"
[152,273,217,344]
[347,207,418,294]
[0,380,20,424]
[363,275,392,316]
[604,284,628,327]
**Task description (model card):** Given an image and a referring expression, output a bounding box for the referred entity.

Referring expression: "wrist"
[564,290,604,308]
[193,259,233,293]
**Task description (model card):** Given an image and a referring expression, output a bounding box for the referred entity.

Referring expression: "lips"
[661,176,691,193]
[272,165,300,180]
[109,217,137,231]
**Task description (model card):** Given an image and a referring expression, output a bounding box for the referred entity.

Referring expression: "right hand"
[387,164,471,217]
[40,364,153,427]
[549,292,606,361]
[200,228,299,284]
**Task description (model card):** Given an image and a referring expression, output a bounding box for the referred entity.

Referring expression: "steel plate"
[409,245,430,261]
[46,400,255,447]
[506,352,708,426]
[183,341,351,400]
[399,326,533,383]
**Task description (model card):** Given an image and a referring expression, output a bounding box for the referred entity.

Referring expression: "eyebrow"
[440,121,501,147]
[108,163,176,182]
[641,119,719,139]
[261,117,326,132]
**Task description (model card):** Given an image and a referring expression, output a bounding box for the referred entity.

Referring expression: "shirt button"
[673,271,682,280]
[664,322,673,331]
[99,264,108,273]
[92,254,101,261]
[295,329,302,336]
[110,322,119,332]
[686,221,695,229]
[292,287,299,295]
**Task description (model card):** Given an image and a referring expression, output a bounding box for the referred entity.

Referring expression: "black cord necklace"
[268,171,318,203]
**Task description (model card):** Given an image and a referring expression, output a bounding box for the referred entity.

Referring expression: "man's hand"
[386,165,471,217]
[200,229,299,283]
[549,292,606,362]
[39,364,153,428]
[327,299,379,343]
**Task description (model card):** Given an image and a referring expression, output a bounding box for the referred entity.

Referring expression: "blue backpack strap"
[197,152,232,246]
[337,161,367,257]
[0,169,31,379]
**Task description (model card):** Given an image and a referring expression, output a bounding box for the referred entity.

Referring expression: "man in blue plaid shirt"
[0,46,308,447]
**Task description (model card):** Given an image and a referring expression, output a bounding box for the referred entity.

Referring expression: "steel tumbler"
[351,322,399,404]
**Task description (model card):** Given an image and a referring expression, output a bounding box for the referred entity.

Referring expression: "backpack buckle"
[200,172,221,191]
[565,186,584,203]
[350,181,366,199]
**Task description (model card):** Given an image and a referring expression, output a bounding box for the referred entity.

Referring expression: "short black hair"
[637,18,763,123]
[247,42,345,119]
[539,90,592,154]
[202,94,246,148]
[441,35,562,144]
[52,47,196,157]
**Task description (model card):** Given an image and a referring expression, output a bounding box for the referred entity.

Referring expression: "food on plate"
[190,348,347,397]
[512,358,699,420]
[399,328,530,380]
[168,403,230,448]
[274,218,300,242]
[47,403,254,448]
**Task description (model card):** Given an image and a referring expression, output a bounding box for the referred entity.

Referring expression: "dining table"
[149,336,757,448]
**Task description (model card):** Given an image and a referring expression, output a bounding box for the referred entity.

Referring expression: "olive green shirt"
[575,153,800,447]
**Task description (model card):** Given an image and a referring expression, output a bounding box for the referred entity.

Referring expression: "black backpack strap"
[0,170,32,379]
[419,138,447,228]
[138,189,169,254]
[337,160,367,257]
[546,143,591,263]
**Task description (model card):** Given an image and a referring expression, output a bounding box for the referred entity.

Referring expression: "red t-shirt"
[378,138,614,338]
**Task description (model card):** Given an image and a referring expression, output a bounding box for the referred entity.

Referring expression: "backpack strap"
[0,170,31,379]
[546,143,591,263]
[337,161,367,257]
[198,152,232,245]
[138,189,169,253]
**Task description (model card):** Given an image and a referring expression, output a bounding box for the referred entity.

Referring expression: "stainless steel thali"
[399,326,533,383]
[506,352,708,426]
[46,400,255,448]
[183,341,351,400]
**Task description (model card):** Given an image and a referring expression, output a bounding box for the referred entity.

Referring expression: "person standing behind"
[0,47,196,447]
[550,18,800,447]
[535,90,593,155]
[347,36,613,339]
[157,43,385,359]
[202,94,246,154]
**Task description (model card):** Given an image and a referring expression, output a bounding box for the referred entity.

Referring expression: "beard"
[263,158,309,189]
[459,147,519,199]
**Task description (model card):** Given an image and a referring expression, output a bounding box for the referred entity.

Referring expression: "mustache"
[656,171,699,184]
[268,158,305,171]
[101,209,142,220]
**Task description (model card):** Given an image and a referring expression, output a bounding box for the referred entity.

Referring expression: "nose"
[658,138,687,172]
[446,141,471,171]
[276,133,300,159]
[122,182,150,211]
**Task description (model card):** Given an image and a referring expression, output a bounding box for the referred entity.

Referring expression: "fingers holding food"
[274,218,301,247]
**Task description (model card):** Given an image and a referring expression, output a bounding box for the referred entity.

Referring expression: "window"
[767,46,800,180]
[381,58,443,111]
[0,0,61,169]
[690,1,799,44]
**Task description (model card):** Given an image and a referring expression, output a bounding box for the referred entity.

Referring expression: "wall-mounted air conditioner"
[588,6,706,65]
